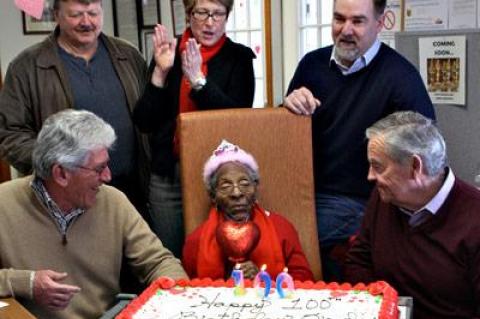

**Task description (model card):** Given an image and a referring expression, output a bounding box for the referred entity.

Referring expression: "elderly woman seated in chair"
[182,140,314,281]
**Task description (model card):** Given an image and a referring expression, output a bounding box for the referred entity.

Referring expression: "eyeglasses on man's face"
[191,9,227,22]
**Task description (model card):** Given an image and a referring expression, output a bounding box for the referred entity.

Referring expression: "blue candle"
[231,263,246,296]
[253,264,272,298]
[276,267,294,298]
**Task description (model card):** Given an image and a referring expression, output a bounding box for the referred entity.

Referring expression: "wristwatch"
[191,76,207,91]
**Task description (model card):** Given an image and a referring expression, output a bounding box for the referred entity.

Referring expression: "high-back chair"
[178,107,322,280]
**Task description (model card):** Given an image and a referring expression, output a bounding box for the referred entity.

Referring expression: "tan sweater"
[0,176,187,319]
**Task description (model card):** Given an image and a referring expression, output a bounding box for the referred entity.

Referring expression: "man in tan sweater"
[0,110,187,319]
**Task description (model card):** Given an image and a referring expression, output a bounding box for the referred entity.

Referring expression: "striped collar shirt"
[31,177,85,243]
[330,39,381,75]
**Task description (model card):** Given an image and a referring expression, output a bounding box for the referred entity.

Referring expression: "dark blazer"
[133,37,256,176]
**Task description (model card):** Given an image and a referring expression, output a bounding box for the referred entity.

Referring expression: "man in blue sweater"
[283,0,435,280]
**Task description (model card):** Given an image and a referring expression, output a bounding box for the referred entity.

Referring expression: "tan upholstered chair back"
[178,107,322,280]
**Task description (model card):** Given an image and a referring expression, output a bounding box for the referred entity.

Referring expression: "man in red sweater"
[345,111,480,319]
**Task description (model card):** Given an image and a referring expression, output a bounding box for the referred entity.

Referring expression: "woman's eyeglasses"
[191,10,227,22]
[216,180,254,195]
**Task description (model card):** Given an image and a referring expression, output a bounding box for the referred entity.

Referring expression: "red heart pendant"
[215,220,260,263]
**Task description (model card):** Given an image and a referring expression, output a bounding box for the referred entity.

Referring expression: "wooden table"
[0,298,36,319]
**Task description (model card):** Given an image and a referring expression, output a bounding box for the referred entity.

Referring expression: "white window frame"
[226,0,266,107]
[298,0,333,58]
[282,0,333,91]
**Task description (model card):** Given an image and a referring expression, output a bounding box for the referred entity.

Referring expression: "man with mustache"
[0,0,149,224]
[283,0,435,281]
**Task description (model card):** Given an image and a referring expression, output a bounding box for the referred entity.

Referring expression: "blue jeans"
[316,193,366,247]
[315,193,366,281]
[148,164,184,259]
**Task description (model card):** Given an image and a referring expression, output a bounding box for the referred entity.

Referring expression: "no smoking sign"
[383,10,396,30]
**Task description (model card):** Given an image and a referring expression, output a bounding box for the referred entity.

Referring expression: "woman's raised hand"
[181,38,204,85]
[151,24,177,87]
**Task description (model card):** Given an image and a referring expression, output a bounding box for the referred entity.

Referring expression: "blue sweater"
[287,44,435,199]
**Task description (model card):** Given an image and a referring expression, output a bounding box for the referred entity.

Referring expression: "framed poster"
[141,0,161,27]
[113,0,161,50]
[419,36,466,105]
[171,0,186,36]
[113,0,140,47]
[142,28,155,62]
[22,0,56,34]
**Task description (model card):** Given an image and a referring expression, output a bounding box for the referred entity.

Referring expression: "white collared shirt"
[399,168,455,226]
[330,39,381,75]
[423,168,455,214]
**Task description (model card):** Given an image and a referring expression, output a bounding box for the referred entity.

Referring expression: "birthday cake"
[116,278,399,319]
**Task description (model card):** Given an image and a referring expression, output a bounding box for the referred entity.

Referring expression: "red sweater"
[182,212,314,281]
[345,179,480,319]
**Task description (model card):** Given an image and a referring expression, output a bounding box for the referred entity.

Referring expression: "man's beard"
[334,43,360,65]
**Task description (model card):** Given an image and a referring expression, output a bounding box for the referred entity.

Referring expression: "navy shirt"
[58,39,136,179]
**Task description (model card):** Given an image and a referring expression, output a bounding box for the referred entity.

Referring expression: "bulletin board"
[396,29,480,185]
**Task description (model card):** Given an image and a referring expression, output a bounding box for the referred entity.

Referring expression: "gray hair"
[53,0,102,11]
[32,109,116,179]
[366,111,446,176]
[206,162,259,198]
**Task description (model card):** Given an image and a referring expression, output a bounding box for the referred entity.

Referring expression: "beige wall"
[0,0,114,79]
[282,0,300,93]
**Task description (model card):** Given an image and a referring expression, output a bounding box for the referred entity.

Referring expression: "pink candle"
[253,264,272,298]
[276,267,295,298]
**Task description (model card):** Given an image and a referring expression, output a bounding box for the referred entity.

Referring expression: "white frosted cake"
[116,278,398,319]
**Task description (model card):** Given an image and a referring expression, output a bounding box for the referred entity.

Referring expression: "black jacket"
[133,37,255,176]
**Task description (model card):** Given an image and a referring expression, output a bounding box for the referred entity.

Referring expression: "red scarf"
[196,203,285,279]
[178,28,226,113]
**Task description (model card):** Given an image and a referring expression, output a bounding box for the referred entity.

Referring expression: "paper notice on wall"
[404,0,448,31]
[379,0,402,48]
[449,0,477,29]
[419,36,466,105]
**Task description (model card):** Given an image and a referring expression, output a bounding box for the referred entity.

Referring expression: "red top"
[345,179,480,318]
[182,207,314,281]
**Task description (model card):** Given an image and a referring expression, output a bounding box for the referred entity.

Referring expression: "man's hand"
[33,270,81,311]
[151,24,178,87]
[238,261,259,279]
[283,87,321,115]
